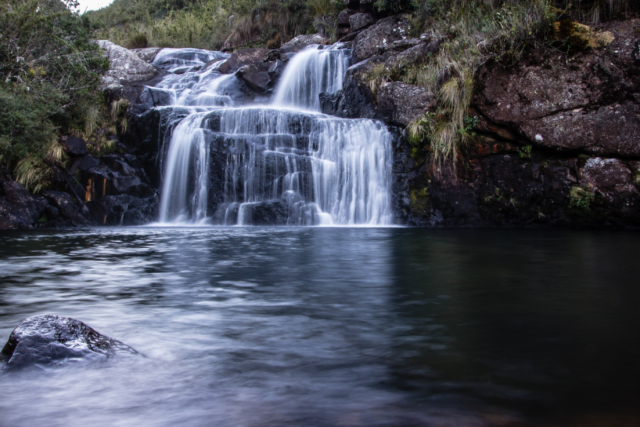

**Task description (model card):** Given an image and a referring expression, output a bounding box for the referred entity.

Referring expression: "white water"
[272,46,350,112]
[155,45,393,226]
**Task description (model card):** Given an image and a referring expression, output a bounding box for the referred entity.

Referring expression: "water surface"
[1,227,639,426]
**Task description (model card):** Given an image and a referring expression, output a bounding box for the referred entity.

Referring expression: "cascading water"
[272,46,350,112]
[154,45,394,226]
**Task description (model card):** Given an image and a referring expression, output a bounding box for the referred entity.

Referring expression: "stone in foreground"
[1,315,138,369]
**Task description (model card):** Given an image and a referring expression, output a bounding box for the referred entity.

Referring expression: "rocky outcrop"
[353,15,411,62]
[59,136,87,157]
[96,40,160,88]
[132,47,162,63]
[391,18,640,228]
[349,13,376,32]
[377,82,436,126]
[280,34,327,52]
[218,48,271,74]
[0,172,48,230]
[2,315,138,370]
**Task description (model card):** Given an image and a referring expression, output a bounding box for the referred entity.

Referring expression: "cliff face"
[333,14,640,227]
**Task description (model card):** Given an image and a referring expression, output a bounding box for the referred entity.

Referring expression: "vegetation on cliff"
[0,0,108,191]
[87,0,346,50]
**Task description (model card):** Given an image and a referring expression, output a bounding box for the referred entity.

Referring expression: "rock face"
[218,48,270,74]
[349,13,376,32]
[59,136,87,157]
[0,173,48,230]
[132,47,162,63]
[353,15,411,62]
[2,315,138,369]
[319,14,640,228]
[377,82,435,126]
[475,49,640,157]
[280,34,327,52]
[96,40,159,88]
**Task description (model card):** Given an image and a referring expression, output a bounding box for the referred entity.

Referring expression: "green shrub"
[0,0,109,189]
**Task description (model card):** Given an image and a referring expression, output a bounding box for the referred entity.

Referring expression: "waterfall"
[154,45,394,226]
[272,46,350,112]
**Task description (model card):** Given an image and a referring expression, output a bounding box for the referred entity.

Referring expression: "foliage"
[0,0,109,190]
[569,185,595,210]
[519,144,533,159]
[88,0,346,50]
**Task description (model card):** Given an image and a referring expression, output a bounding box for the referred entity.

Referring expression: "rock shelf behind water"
[2,315,139,370]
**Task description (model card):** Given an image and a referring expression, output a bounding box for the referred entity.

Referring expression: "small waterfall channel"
[153,45,394,226]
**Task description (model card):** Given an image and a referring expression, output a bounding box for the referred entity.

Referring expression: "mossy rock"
[551,20,614,50]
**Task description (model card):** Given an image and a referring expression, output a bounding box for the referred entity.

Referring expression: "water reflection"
[0,228,639,426]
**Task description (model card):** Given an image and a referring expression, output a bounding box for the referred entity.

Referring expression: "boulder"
[42,191,91,226]
[131,47,162,63]
[579,158,639,200]
[96,40,159,88]
[59,136,87,157]
[2,315,138,369]
[280,34,327,53]
[338,8,358,26]
[349,13,376,32]
[0,173,48,230]
[353,15,411,62]
[377,82,436,126]
[87,194,159,226]
[385,38,442,68]
[243,200,288,225]
[237,63,273,93]
[137,87,174,110]
[218,48,270,74]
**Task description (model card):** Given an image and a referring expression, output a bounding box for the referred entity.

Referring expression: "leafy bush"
[0,0,109,189]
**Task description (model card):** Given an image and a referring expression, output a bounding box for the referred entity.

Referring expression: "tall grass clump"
[400,0,553,169]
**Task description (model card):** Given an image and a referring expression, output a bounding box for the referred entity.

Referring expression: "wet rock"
[69,155,101,175]
[0,172,49,230]
[2,315,138,370]
[42,191,91,226]
[353,15,411,62]
[579,158,638,199]
[349,13,376,32]
[377,82,436,126]
[329,56,392,122]
[242,200,289,226]
[218,48,271,74]
[263,49,281,62]
[96,40,159,88]
[137,87,173,110]
[268,59,285,80]
[131,47,162,63]
[87,194,159,226]
[280,34,327,53]
[59,136,87,157]
[237,63,273,93]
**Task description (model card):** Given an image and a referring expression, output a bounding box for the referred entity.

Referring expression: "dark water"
[0,227,639,427]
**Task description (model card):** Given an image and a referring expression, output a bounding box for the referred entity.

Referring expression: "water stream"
[2,227,640,426]
[153,45,393,226]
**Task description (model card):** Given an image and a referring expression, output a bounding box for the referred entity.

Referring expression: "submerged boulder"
[2,315,139,370]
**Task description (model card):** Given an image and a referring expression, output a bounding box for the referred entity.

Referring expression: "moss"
[569,186,595,210]
[551,19,615,50]
[519,145,533,159]
[410,186,430,213]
